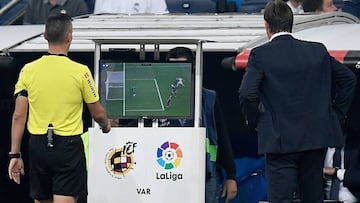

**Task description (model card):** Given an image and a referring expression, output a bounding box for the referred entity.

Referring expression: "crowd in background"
[0,0,359,25]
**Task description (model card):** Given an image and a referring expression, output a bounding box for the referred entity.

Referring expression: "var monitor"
[99,61,194,119]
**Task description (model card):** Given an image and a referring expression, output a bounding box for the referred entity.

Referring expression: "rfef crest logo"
[156,141,183,169]
[105,141,137,179]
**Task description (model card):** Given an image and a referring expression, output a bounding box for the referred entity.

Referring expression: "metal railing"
[0,0,20,16]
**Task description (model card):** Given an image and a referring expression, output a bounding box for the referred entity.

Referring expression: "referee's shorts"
[28,134,87,200]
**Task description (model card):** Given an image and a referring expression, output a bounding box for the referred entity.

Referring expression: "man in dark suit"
[238,0,356,202]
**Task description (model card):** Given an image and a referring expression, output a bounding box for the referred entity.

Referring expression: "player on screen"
[175,77,185,87]
[166,95,173,108]
[171,84,177,97]
[131,86,136,96]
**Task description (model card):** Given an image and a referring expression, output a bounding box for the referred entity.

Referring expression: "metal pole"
[93,42,101,127]
[194,41,203,128]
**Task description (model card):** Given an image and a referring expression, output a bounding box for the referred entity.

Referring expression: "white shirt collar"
[270,32,292,41]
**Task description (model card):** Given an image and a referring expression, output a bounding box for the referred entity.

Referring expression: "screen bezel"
[98,60,195,119]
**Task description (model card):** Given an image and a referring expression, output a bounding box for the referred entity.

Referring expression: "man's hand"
[221,179,237,203]
[323,167,336,176]
[101,119,111,133]
[8,158,25,184]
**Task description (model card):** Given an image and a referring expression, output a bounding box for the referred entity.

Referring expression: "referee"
[8,14,111,203]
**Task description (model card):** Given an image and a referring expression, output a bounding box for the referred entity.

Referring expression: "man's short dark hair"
[302,0,323,12]
[264,0,293,33]
[45,14,73,44]
[166,47,194,63]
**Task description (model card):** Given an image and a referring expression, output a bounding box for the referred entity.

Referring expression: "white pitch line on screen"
[125,109,164,112]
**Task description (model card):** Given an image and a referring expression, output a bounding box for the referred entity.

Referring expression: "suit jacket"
[239,34,357,154]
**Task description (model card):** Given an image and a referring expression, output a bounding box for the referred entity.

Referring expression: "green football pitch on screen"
[99,62,193,118]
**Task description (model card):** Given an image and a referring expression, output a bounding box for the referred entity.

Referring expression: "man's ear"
[264,22,271,39]
[65,32,72,44]
[43,32,48,41]
[264,22,269,32]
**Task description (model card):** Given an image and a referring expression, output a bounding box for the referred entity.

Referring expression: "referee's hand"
[8,158,24,184]
[101,119,111,133]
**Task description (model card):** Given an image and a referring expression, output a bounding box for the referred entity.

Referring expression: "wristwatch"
[9,152,21,159]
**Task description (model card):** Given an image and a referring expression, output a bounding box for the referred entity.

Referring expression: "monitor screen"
[99,61,194,119]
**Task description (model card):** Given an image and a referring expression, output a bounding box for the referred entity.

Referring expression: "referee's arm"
[87,101,111,133]
[10,95,28,154]
[8,95,28,184]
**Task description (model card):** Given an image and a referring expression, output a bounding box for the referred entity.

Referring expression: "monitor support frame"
[93,38,206,128]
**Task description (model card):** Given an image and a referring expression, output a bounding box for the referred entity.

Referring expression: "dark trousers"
[265,149,326,203]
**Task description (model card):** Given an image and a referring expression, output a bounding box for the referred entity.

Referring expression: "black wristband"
[9,152,21,159]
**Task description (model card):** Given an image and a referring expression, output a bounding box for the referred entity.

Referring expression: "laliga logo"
[156,141,183,181]
[355,61,360,69]
[156,141,182,169]
[105,141,137,179]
